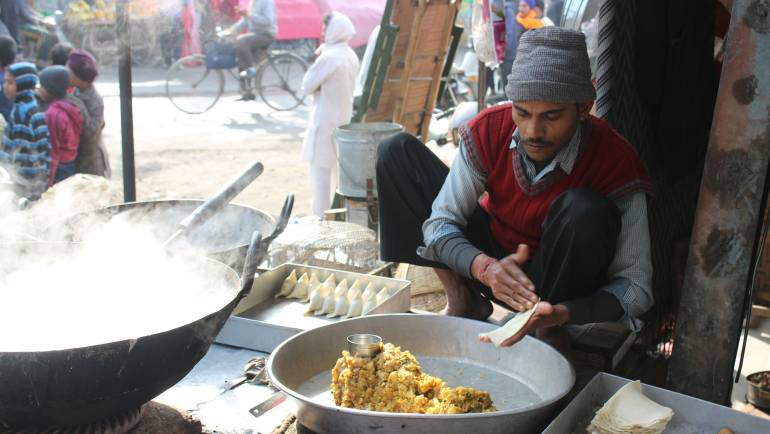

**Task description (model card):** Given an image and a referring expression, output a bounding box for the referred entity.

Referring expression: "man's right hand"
[471,245,538,312]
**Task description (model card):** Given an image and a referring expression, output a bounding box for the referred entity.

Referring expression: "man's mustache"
[521,137,556,147]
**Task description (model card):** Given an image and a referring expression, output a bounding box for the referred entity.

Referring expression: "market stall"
[2,0,770,432]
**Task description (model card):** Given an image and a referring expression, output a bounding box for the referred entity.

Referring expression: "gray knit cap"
[39,65,71,99]
[505,27,596,103]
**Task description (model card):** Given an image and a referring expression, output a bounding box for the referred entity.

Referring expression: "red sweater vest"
[461,104,653,254]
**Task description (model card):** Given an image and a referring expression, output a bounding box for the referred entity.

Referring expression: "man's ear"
[578,102,594,120]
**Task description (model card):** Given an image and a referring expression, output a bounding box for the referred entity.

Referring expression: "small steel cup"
[346,334,382,358]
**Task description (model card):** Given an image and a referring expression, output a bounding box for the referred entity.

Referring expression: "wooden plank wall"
[364,0,459,139]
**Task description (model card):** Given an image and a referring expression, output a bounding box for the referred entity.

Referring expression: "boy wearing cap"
[377,28,653,348]
[67,49,110,178]
[0,62,50,200]
[38,65,83,185]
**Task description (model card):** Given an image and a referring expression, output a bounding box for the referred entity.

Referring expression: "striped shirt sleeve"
[600,192,654,331]
[418,135,488,278]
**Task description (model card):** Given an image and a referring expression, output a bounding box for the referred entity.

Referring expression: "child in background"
[516,0,544,30]
[49,43,74,66]
[0,62,50,200]
[39,65,83,185]
[533,1,555,27]
[67,49,110,177]
[0,36,17,123]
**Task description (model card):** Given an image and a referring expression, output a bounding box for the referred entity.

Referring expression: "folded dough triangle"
[478,299,540,347]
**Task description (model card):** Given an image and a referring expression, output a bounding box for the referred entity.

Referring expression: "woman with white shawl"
[301,12,360,218]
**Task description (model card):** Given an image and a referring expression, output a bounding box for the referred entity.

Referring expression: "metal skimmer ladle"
[162,161,264,249]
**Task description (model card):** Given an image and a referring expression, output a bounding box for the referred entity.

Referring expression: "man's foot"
[237,93,256,101]
[434,268,493,320]
[440,295,493,320]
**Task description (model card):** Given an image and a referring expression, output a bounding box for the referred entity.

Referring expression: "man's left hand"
[479,301,569,347]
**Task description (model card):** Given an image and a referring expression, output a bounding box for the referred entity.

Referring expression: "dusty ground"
[100,67,314,218]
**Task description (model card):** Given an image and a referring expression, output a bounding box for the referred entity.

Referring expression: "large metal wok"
[0,236,262,428]
[268,314,575,434]
[45,199,275,271]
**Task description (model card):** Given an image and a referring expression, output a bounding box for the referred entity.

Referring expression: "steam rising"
[0,176,241,353]
[0,219,238,352]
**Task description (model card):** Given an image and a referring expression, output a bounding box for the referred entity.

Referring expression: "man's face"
[518,1,531,15]
[511,100,592,164]
[4,73,16,99]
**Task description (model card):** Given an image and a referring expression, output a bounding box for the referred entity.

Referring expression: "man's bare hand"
[479,302,568,347]
[472,245,538,312]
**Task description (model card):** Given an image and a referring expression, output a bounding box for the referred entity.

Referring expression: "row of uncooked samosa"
[275,270,393,318]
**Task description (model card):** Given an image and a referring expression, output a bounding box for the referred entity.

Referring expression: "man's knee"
[550,188,621,234]
[376,132,421,169]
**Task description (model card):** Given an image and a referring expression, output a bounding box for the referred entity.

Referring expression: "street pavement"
[99,66,314,217]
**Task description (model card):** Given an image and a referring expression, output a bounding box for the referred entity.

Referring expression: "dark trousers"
[53,161,75,184]
[234,32,274,72]
[376,133,621,310]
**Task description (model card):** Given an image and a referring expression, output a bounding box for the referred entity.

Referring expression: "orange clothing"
[516,10,544,30]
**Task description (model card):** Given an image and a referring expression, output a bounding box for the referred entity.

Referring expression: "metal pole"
[668,0,770,404]
[477,61,486,113]
[116,0,136,202]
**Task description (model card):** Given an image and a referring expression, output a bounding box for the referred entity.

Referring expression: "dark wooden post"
[668,0,770,404]
[116,0,136,202]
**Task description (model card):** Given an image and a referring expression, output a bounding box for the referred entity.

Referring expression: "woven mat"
[397,264,445,296]
[410,291,447,313]
[270,415,317,434]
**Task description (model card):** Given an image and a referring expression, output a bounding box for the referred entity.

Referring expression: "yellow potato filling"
[331,342,496,414]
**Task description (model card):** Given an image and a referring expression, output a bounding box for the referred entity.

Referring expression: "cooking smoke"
[0,177,242,353]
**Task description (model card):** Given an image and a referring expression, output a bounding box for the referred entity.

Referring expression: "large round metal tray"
[268,314,575,434]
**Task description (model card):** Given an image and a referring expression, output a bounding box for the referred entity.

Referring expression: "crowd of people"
[0,36,109,201]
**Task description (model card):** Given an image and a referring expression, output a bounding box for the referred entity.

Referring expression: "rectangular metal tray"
[215,263,411,352]
[543,372,770,433]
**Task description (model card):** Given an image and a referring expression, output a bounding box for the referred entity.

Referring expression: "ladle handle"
[238,231,263,299]
[178,161,264,235]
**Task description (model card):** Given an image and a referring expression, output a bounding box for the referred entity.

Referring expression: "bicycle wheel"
[257,53,308,111]
[166,55,225,115]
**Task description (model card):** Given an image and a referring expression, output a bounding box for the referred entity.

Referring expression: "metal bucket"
[335,122,403,198]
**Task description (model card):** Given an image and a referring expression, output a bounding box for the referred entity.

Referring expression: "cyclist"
[220,0,278,101]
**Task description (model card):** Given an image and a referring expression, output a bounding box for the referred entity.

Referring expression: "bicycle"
[165,38,308,114]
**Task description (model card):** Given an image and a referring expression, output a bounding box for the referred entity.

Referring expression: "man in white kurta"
[301,12,360,218]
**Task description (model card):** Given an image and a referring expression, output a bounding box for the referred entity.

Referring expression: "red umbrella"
[274,0,324,41]
[315,0,386,48]
[236,0,384,47]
